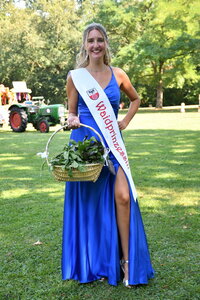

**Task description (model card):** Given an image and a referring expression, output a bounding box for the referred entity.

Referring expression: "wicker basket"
[45,123,107,182]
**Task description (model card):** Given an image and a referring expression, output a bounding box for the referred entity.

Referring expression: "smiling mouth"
[92,50,101,54]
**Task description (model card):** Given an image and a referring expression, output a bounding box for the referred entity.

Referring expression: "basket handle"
[45,123,108,166]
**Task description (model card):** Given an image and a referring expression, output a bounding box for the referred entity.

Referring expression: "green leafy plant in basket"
[49,136,105,177]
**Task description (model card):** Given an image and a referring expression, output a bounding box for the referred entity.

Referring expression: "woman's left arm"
[115,68,140,130]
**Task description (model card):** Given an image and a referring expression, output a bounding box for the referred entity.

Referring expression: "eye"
[97,38,104,43]
[87,38,94,43]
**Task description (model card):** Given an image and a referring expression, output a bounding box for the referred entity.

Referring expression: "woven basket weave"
[52,163,103,182]
[45,124,106,182]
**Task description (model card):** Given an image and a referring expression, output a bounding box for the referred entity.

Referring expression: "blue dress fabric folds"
[62,70,154,286]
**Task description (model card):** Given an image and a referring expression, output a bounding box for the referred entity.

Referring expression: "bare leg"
[115,167,130,282]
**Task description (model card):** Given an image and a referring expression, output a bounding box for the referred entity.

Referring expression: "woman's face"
[85,29,106,61]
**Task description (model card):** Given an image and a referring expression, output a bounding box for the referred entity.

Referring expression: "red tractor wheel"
[38,119,49,133]
[9,107,28,132]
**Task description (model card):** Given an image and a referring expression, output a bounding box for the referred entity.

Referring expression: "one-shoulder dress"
[62,69,154,286]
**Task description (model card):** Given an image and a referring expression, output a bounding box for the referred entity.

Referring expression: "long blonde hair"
[76,23,111,68]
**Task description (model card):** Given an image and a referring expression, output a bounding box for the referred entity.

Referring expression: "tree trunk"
[156,61,164,108]
[156,79,163,108]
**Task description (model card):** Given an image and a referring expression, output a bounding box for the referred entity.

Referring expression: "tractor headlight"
[58,106,65,117]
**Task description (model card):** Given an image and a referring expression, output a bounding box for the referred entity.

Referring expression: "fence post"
[181,102,185,113]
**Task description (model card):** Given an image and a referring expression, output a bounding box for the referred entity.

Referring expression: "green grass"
[0,111,200,300]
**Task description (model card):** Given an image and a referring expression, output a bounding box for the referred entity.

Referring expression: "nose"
[94,39,99,47]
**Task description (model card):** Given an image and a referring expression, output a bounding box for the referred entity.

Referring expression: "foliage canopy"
[0,0,199,107]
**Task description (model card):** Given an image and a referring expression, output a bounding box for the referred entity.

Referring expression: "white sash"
[71,68,137,201]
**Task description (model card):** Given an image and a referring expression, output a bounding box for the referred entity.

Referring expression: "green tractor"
[8,82,67,133]
[9,100,66,133]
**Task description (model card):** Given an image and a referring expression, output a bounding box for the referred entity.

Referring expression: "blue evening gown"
[62,69,154,286]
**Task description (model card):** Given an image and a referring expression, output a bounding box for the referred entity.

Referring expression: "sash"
[71,68,137,201]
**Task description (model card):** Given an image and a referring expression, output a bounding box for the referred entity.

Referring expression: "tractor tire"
[9,107,28,132]
[38,119,49,133]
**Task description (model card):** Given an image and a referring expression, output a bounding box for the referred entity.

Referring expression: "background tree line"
[0,0,199,107]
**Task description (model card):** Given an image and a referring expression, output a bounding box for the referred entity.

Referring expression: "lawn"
[0,111,200,300]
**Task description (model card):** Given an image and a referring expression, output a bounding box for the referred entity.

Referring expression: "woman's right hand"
[67,114,80,129]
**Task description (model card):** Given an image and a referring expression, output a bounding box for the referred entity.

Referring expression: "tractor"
[8,82,67,133]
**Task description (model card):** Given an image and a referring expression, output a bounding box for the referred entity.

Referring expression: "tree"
[0,0,81,103]
[1,0,199,106]
[0,3,44,84]
[130,0,200,107]
[26,0,81,102]
[93,0,200,107]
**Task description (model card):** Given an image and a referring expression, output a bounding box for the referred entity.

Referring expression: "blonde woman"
[62,23,154,287]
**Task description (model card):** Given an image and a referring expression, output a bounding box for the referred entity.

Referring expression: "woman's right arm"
[66,75,80,128]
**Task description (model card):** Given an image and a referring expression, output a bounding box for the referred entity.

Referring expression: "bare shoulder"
[112,66,126,77]
[112,66,130,87]
[66,70,78,99]
[66,70,73,82]
[66,71,75,88]
[67,68,82,85]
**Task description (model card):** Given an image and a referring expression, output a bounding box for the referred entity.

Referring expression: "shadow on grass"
[0,129,199,299]
[126,129,200,189]
[0,129,199,202]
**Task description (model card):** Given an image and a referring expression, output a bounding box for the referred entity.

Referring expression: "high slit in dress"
[62,69,155,286]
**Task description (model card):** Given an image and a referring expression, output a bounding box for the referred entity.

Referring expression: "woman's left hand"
[118,119,128,131]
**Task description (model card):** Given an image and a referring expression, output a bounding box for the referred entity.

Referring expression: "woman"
[62,23,154,287]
